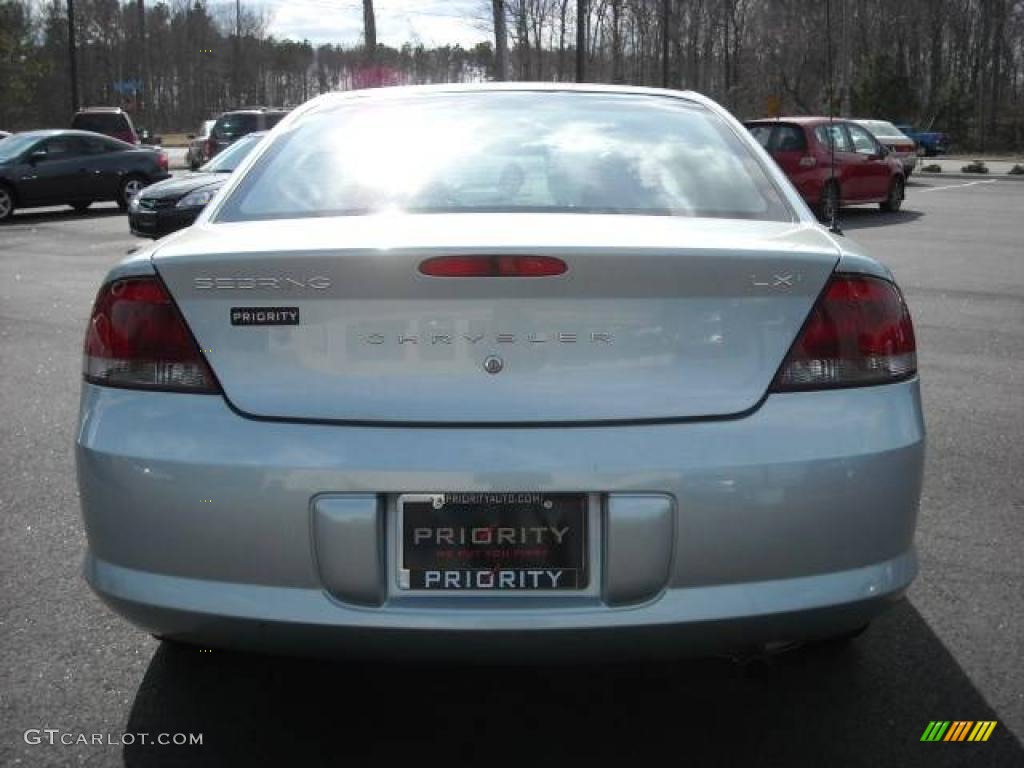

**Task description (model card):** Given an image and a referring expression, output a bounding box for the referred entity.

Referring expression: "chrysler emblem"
[483,356,504,375]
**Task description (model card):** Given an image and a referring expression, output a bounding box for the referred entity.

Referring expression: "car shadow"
[6,205,124,225]
[121,601,1022,767]
[836,208,924,231]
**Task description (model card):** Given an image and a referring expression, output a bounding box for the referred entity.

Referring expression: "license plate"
[398,493,588,591]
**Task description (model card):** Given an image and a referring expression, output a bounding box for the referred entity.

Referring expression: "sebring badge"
[194,276,331,290]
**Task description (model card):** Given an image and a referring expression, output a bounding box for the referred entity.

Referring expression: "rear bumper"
[86,551,914,659]
[76,378,925,657]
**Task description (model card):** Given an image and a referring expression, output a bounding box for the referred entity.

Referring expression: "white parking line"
[919,179,1000,192]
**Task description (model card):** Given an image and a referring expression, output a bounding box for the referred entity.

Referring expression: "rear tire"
[118,175,146,211]
[0,184,14,222]
[817,181,839,223]
[71,201,92,213]
[880,177,904,212]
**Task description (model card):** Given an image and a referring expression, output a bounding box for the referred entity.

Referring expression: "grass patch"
[961,160,989,174]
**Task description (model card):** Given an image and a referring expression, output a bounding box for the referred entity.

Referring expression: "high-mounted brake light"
[771,274,916,391]
[419,255,567,278]
[83,276,219,393]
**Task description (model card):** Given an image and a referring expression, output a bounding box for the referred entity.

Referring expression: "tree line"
[1,0,1021,150]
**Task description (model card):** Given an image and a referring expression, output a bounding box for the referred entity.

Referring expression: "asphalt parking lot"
[1,177,1022,766]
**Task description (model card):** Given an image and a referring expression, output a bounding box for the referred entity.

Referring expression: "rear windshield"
[746,123,807,152]
[217,92,791,223]
[214,113,259,139]
[72,113,129,133]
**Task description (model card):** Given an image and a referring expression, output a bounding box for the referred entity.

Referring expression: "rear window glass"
[214,114,259,138]
[774,125,806,151]
[72,113,129,133]
[747,124,773,148]
[264,113,288,128]
[217,92,792,223]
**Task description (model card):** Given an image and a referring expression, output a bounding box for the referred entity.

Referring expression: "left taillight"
[157,152,168,171]
[83,276,220,393]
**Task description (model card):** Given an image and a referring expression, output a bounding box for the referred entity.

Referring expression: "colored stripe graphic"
[921,721,997,742]
[945,721,972,741]
[921,722,950,741]
[969,722,998,742]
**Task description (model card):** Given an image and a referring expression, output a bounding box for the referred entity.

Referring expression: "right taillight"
[83,276,220,393]
[771,273,916,391]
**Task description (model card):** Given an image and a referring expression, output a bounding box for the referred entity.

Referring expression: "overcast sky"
[259,0,492,48]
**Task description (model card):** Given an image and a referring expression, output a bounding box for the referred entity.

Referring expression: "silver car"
[76,84,923,659]
[185,119,216,171]
[854,119,919,177]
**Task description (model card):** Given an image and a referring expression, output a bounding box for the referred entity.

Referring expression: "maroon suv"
[745,117,906,221]
[71,107,139,145]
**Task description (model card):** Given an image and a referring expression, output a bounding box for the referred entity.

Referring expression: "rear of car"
[854,120,917,176]
[71,108,139,145]
[207,109,287,159]
[747,118,905,221]
[895,124,952,156]
[187,119,217,170]
[76,87,923,659]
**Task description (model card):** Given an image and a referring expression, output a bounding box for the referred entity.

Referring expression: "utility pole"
[492,0,507,81]
[661,0,670,88]
[67,0,79,112]
[575,0,586,82]
[137,0,145,119]
[363,0,377,62]
[234,0,240,105]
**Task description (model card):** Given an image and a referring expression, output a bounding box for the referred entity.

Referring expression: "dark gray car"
[0,129,170,221]
[207,108,288,159]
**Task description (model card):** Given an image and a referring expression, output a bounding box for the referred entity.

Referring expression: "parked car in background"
[0,129,169,221]
[130,131,266,238]
[71,107,139,145]
[895,124,952,156]
[0,131,10,141]
[745,117,906,221]
[207,107,287,159]
[853,120,918,177]
[186,119,217,170]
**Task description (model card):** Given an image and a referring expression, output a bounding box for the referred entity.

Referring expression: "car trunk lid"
[154,214,839,424]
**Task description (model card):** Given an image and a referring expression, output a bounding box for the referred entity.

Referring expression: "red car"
[745,117,906,222]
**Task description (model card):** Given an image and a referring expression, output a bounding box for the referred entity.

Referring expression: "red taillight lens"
[419,255,567,278]
[206,137,216,157]
[158,152,168,171]
[771,274,916,391]
[83,276,219,392]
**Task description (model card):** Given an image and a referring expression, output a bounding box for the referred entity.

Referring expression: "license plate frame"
[395,493,594,594]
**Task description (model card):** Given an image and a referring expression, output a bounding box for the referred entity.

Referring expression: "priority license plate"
[398,493,588,591]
